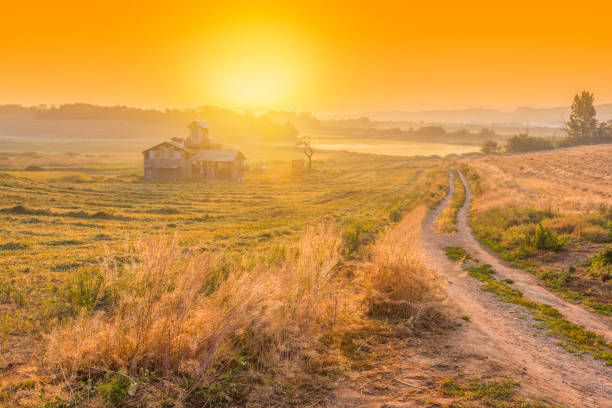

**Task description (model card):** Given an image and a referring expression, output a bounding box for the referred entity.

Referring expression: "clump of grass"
[523,223,567,252]
[436,169,465,233]
[586,245,612,281]
[342,218,376,255]
[362,206,446,325]
[445,246,473,262]
[440,377,534,406]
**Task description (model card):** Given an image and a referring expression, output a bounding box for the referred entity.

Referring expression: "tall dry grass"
[44,223,347,404]
[43,209,445,406]
[360,205,446,325]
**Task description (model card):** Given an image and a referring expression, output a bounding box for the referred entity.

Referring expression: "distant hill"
[0,104,298,145]
[363,104,612,125]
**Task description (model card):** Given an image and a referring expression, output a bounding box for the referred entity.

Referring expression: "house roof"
[142,140,189,153]
[192,150,245,162]
[189,120,210,129]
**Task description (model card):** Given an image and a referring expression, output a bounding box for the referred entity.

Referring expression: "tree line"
[481,91,612,154]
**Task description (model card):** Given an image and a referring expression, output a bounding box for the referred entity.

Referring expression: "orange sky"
[1,1,612,113]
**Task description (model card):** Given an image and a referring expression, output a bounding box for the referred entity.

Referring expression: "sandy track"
[419,170,612,407]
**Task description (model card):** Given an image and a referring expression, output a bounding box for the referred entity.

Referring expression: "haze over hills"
[362,103,612,125]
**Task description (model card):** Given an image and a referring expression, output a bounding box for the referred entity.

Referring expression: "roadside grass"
[440,377,555,407]
[445,246,612,365]
[436,169,465,233]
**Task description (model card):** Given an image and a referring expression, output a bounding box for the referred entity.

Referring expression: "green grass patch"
[436,169,465,233]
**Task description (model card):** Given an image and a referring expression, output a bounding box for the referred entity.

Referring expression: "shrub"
[504,134,554,153]
[587,246,612,281]
[523,224,566,251]
[480,140,501,155]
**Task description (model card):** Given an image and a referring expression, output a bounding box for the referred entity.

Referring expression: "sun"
[217,54,294,107]
[195,21,315,108]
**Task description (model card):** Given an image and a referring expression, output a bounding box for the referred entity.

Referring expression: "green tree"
[480,140,500,154]
[566,91,597,143]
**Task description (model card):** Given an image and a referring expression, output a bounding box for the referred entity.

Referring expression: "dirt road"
[419,170,612,407]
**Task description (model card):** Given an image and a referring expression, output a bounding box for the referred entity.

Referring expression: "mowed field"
[0,146,446,391]
[464,144,612,316]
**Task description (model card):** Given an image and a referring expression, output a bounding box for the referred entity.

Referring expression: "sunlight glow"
[199,21,314,108]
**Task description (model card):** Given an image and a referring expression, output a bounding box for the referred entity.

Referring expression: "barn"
[142,121,246,181]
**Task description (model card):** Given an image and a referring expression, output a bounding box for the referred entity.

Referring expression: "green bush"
[587,246,612,281]
[523,224,566,251]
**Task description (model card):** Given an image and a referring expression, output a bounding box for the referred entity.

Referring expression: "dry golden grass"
[361,205,446,324]
[26,206,445,407]
[466,144,612,213]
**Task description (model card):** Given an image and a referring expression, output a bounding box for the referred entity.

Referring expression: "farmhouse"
[143,121,245,181]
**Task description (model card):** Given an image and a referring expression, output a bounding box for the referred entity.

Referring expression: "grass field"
[464,145,612,315]
[0,145,449,406]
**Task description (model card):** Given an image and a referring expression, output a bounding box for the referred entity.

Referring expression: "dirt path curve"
[420,170,612,408]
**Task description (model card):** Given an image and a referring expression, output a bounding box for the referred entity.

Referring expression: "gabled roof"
[189,120,210,129]
[142,140,190,153]
[192,150,245,162]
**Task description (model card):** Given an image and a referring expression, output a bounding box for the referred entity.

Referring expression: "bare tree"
[297,136,314,170]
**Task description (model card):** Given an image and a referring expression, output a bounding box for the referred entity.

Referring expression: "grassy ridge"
[436,169,466,233]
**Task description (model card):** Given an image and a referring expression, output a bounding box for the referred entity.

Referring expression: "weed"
[523,224,566,252]
[445,246,472,262]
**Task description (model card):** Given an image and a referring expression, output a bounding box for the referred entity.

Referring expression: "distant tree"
[566,91,597,144]
[595,120,612,143]
[481,140,501,154]
[297,136,314,169]
[505,134,554,153]
[477,128,496,139]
